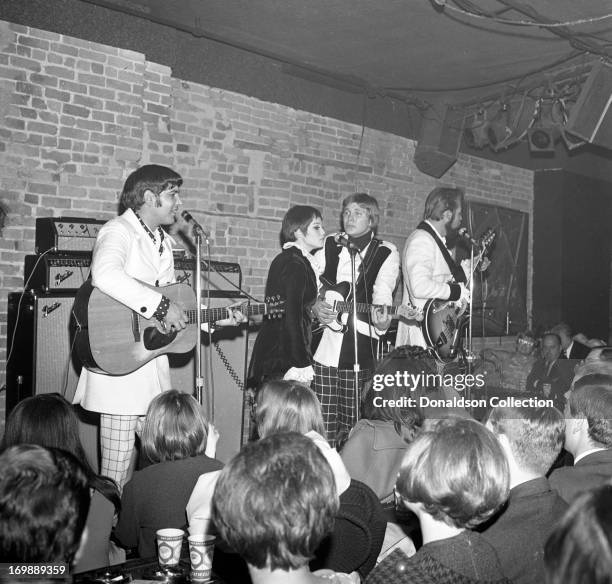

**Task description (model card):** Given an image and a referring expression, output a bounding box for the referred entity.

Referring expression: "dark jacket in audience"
[366,532,511,584]
[114,454,223,558]
[549,448,612,503]
[312,479,386,580]
[480,476,568,584]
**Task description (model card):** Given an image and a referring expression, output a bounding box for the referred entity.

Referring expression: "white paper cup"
[156,528,184,567]
[188,534,215,582]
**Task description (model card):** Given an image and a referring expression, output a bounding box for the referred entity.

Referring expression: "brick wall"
[0,20,534,427]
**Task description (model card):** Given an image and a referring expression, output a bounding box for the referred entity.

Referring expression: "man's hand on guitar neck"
[214,301,248,327]
[311,298,336,325]
[371,305,391,333]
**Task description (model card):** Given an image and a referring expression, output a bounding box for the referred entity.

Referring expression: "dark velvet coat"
[248,246,318,385]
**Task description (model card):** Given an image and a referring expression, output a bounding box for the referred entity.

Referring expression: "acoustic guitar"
[318,277,422,333]
[72,280,284,375]
[421,228,496,361]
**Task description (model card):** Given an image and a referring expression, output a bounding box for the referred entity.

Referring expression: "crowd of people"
[2,166,611,583]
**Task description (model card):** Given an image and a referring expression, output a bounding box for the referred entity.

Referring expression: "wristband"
[153,295,170,322]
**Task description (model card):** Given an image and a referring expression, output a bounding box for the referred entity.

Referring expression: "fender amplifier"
[24,253,92,292]
[35,217,105,253]
[174,258,242,294]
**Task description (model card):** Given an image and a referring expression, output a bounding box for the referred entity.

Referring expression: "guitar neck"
[184,303,265,324]
[334,301,399,315]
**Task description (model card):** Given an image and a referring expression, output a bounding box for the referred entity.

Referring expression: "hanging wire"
[442,2,612,28]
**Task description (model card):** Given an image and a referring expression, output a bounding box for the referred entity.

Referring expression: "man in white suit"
[74,165,240,489]
[396,186,470,349]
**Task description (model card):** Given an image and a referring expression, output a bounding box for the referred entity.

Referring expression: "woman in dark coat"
[248,205,325,386]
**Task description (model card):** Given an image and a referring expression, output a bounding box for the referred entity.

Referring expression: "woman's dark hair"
[2,394,120,513]
[280,205,322,245]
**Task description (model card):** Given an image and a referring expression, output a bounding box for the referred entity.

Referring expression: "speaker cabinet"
[6,291,82,412]
[169,294,250,463]
[5,291,98,469]
[414,105,464,178]
[566,62,612,148]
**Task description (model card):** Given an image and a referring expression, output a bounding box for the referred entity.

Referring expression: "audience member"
[367,417,511,584]
[525,332,572,409]
[114,389,222,558]
[544,484,612,584]
[551,322,591,360]
[254,379,351,494]
[212,432,359,584]
[0,444,90,573]
[549,374,612,502]
[482,406,568,584]
[2,394,121,572]
[573,332,606,349]
[481,330,538,392]
[340,346,428,501]
[255,380,385,578]
[571,347,612,387]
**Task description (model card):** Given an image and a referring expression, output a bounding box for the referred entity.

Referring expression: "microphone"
[181,210,209,238]
[457,227,478,246]
[334,232,359,250]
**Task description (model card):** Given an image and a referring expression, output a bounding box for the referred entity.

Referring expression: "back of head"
[0,444,91,564]
[487,406,565,475]
[573,349,612,387]
[211,432,338,571]
[255,380,326,438]
[363,346,433,441]
[545,484,612,584]
[423,186,463,221]
[568,377,612,448]
[396,417,509,528]
[119,164,183,212]
[3,394,85,459]
[2,394,120,512]
[141,389,209,463]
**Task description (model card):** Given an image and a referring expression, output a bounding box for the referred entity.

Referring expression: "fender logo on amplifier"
[24,253,92,292]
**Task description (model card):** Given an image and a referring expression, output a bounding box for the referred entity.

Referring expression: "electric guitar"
[318,278,422,333]
[422,228,496,361]
[72,280,284,375]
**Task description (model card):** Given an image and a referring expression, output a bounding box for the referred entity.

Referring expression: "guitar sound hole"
[143,326,177,350]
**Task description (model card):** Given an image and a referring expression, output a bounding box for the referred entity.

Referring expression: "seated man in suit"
[482,406,568,584]
[551,322,591,361]
[525,333,573,409]
[549,373,612,502]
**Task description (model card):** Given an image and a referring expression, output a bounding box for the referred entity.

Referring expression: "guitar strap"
[416,221,467,284]
[354,238,382,301]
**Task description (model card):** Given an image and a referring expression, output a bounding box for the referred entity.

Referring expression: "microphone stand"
[465,243,475,404]
[193,228,207,407]
[348,246,361,422]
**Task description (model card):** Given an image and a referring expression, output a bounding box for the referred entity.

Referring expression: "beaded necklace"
[135,212,165,256]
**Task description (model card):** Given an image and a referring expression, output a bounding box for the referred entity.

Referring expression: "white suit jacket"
[73,209,176,415]
[396,224,466,348]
